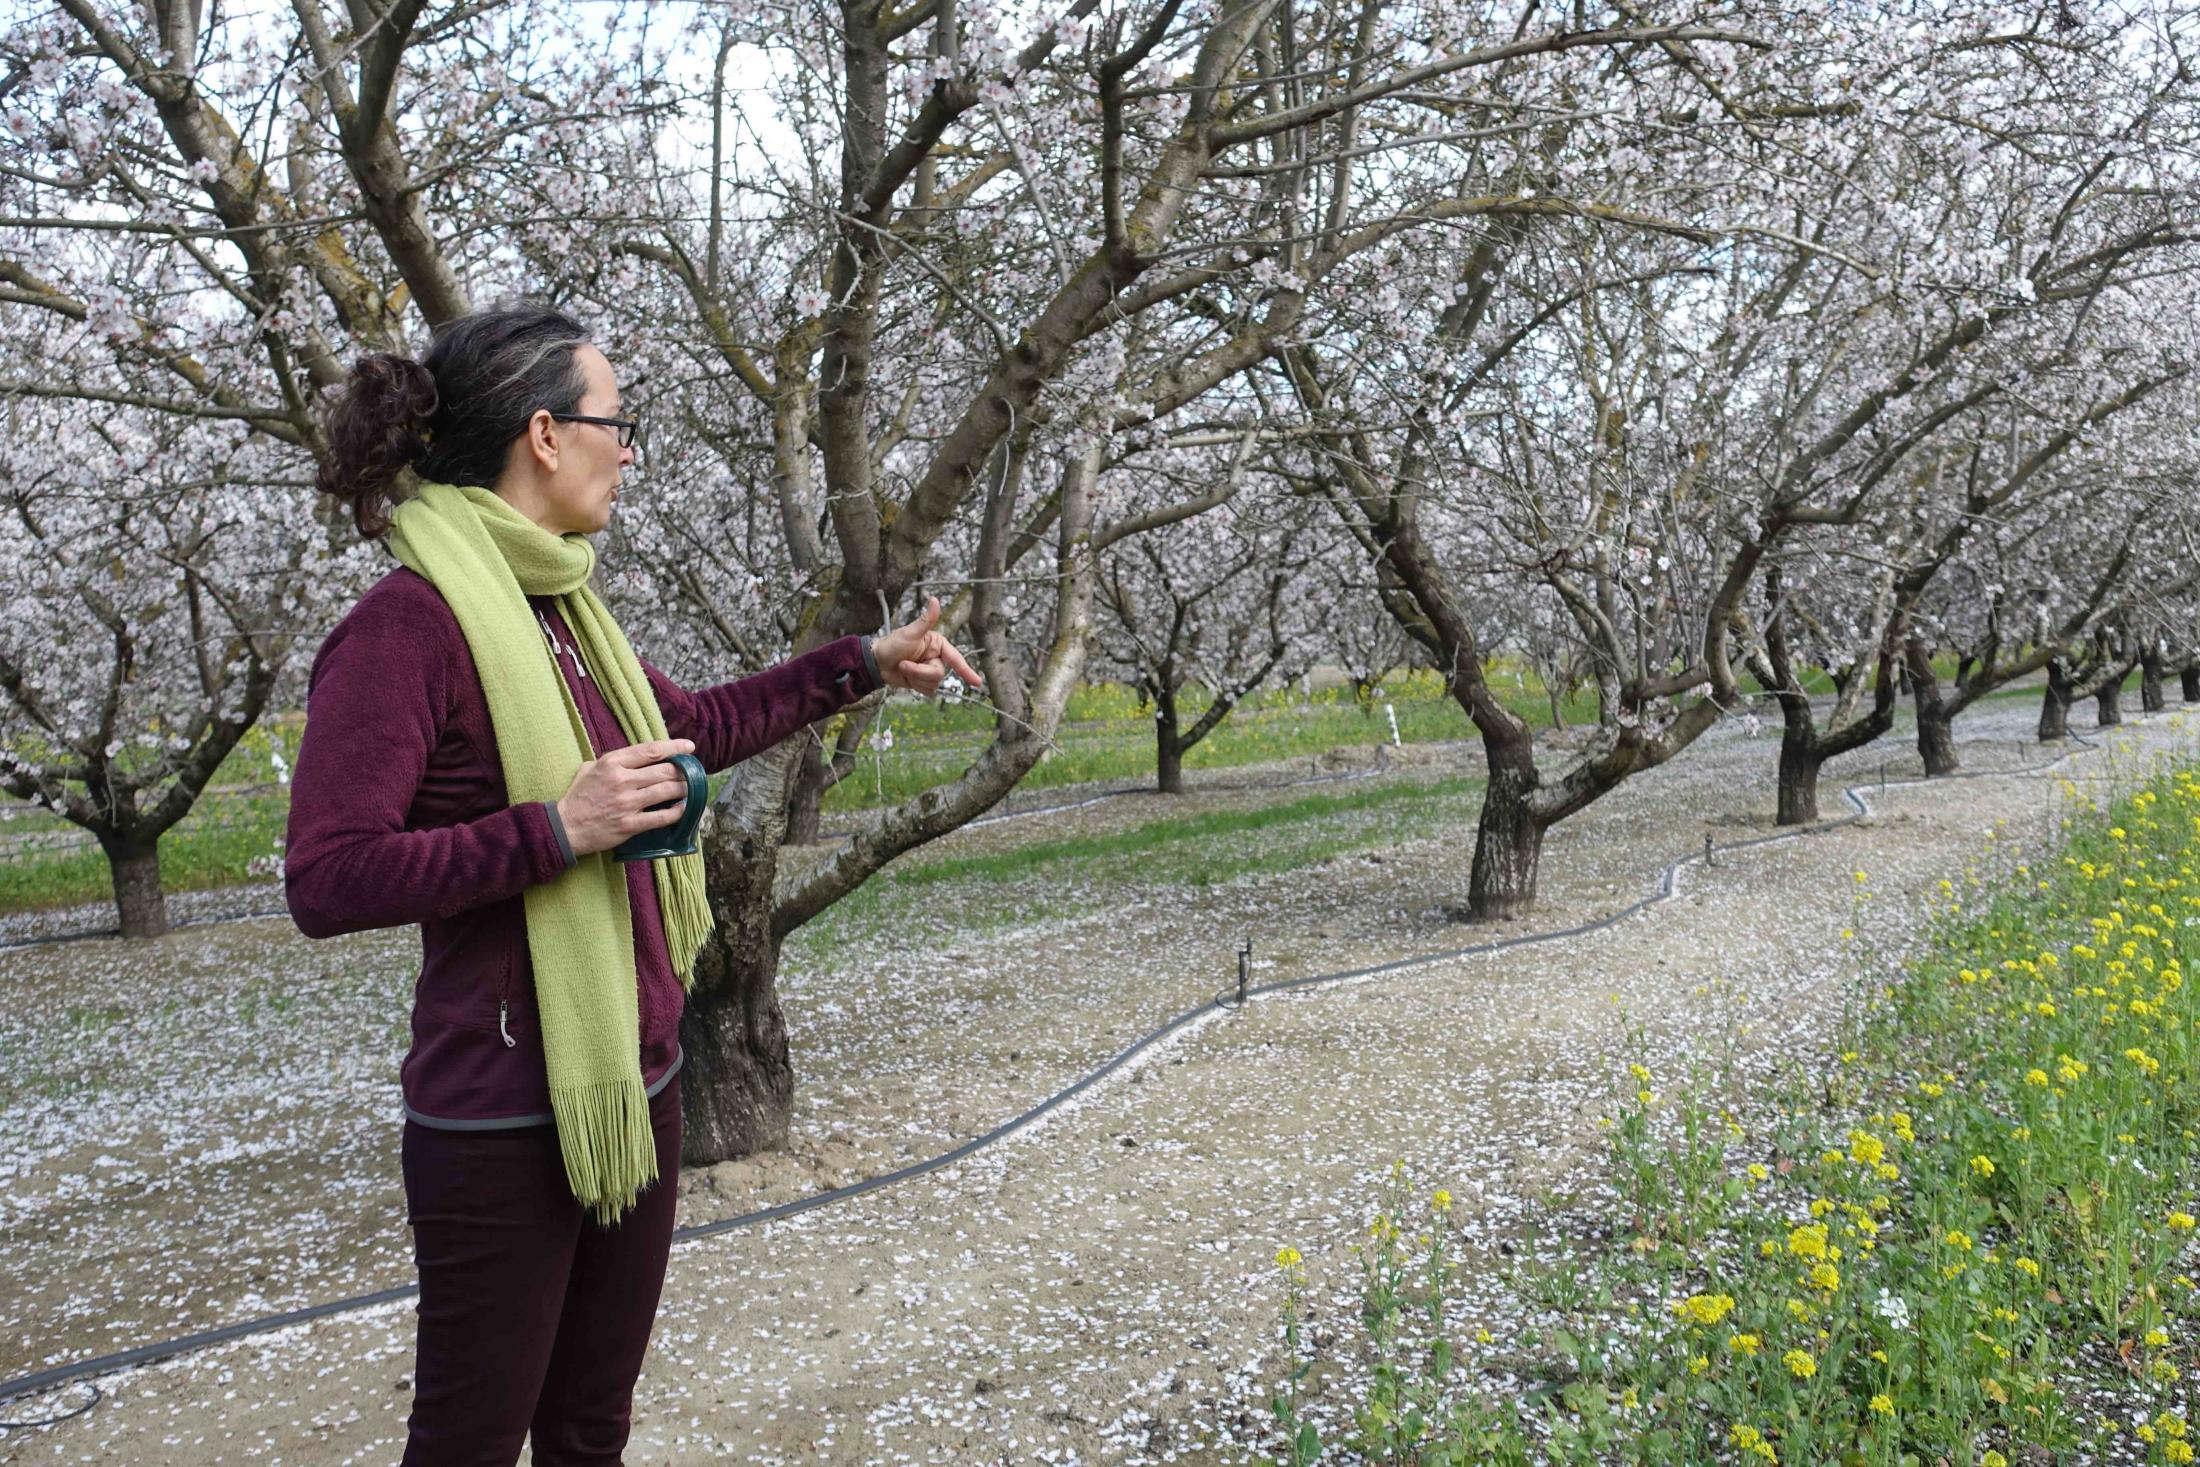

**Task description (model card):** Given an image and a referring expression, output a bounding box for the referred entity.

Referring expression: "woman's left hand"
[874,596,985,696]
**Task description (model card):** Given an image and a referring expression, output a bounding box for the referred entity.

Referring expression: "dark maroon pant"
[398,1081,681,1467]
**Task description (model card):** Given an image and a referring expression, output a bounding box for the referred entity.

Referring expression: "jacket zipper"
[498,950,516,1048]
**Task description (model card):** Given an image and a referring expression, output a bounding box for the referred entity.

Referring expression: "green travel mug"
[612,752,708,862]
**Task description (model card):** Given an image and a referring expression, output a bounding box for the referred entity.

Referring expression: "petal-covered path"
[5,704,2195,1465]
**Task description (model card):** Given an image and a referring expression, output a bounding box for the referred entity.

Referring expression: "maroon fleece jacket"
[284,565,879,1128]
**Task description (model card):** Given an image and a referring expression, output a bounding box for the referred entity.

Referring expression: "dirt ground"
[2,702,2194,1464]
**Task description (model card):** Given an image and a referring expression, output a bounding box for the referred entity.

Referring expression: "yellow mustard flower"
[1672,1293,1736,1327]
[1787,1224,1829,1260]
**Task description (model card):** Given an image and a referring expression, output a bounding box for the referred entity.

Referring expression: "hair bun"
[314,306,594,542]
[370,352,440,448]
[316,352,442,539]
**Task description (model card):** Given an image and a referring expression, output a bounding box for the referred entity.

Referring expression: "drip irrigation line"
[0,1382,100,1430]
[0,717,2158,1423]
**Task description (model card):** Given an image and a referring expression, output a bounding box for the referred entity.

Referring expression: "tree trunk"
[678,942,794,1163]
[2039,664,2071,742]
[1776,731,1823,826]
[1769,658,1824,825]
[1916,706,1958,777]
[2183,664,2200,703]
[2141,650,2165,713]
[679,748,801,1165]
[99,834,168,939]
[783,738,829,845]
[1906,640,1959,776]
[1467,740,1545,920]
[1154,686,1185,794]
[2097,680,2123,727]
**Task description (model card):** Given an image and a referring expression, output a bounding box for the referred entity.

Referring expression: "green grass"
[821,690,1473,814]
[0,785,294,913]
[0,656,2126,917]
[815,661,1610,814]
[0,676,1489,915]
[786,773,1486,967]
[894,774,1485,890]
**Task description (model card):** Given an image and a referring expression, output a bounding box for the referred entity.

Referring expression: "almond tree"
[1758,320,2193,817]
[0,0,675,933]
[590,0,1768,1156]
[0,368,317,932]
[1271,3,2196,915]
[1903,345,2200,766]
[1511,596,1599,733]
[1302,552,1423,711]
[1743,547,1904,826]
[1094,478,1323,792]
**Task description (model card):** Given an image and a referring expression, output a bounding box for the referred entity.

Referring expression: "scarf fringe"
[663,850,711,991]
[550,1077,659,1227]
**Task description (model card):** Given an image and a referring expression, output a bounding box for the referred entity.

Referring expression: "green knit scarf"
[387,480,712,1225]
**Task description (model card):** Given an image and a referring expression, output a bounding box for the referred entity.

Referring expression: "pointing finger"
[939,640,984,687]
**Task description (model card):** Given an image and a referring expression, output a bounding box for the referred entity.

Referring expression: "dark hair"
[315,303,593,539]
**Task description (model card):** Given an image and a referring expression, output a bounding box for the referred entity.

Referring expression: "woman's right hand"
[556,738,697,858]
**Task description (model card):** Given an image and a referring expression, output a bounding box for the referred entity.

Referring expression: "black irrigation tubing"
[0,715,2160,1424]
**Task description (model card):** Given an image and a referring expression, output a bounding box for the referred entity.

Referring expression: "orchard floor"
[3,701,2196,1465]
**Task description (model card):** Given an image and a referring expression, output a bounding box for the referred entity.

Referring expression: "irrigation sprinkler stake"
[1237,938,1252,1008]
[1703,833,1714,868]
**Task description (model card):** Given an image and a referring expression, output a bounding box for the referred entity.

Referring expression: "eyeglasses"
[549,412,640,450]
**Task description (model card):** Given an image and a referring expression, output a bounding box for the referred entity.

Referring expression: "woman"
[285,303,978,1467]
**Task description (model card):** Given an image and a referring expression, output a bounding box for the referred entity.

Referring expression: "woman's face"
[500,343,635,537]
